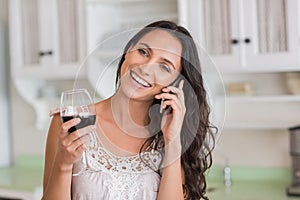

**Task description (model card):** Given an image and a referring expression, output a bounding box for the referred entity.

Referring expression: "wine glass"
[60,88,96,176]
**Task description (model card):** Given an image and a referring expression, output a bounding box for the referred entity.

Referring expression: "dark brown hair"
[115,20,216,200]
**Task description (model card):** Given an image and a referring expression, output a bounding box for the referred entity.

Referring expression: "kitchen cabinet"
[9,0,87,79]
[178,0,300,130]
[9,0,87,130]
[179,0,300,72]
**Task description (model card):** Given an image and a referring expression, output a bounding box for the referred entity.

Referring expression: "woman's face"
[119,30,182,101]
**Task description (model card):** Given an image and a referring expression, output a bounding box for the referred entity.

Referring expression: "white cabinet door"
[242,0,300,69]
[10,0,85,68]
[179,0,300,72]
[37,0,56,65]
[179,0,243,70]
[201,0,242,70]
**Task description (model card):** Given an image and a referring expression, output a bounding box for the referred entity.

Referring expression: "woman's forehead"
[137,30,182,57]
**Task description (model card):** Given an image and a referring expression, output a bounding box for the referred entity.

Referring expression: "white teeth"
[131,72,151,87]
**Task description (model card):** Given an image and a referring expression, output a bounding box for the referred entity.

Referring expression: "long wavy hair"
[115,20,216,200]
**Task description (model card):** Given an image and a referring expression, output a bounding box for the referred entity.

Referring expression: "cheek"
[120,62,129,77]
[155,75,178,88]
[120,66,126,77]
[120,53,134,76]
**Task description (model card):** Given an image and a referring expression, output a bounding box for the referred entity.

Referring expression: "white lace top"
[71,132,163,200]
[49,108,163,200]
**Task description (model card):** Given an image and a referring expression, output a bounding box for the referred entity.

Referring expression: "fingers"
[161,99,185,114]
[155,80,185,113]
[161,80,185,101]
[69,134,90,152]
[170,79,184,91]
[61,118,81,135]
[156,80,185,99]
[59,126,94,161]
[61,125,95,146]
[178,79,184,90]
[57,117,97,167]
[60,115,95,155]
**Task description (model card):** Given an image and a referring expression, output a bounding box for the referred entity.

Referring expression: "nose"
[138,61,158,76]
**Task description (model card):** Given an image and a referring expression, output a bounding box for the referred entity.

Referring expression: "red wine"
[61,114,96,133]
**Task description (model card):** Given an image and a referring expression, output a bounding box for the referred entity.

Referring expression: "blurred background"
[1,0,300,199]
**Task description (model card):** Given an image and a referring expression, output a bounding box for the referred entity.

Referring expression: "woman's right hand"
[54,118,95,172]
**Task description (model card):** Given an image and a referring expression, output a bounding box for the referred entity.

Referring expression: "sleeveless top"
[71,132,163,200]
[49,108,163,200]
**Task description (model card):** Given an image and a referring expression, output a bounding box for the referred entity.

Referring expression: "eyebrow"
[139,42,176,70]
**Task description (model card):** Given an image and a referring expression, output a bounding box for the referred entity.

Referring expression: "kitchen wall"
[11,87,47,159]
[214,129,290,168]
[0,0,12,166]
[0,0,8,24]
[4,0,293,168]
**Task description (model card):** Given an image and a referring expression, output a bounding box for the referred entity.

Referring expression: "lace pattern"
[103,171,141,199]
[86,131,162,173]
[71,131,162,200]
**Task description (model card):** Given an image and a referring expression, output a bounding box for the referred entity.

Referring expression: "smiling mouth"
[130,71,152,88]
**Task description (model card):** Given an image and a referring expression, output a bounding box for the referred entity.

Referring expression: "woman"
[42,20,216,200]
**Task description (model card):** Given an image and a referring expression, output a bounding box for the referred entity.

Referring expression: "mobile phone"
[160,77,182,114]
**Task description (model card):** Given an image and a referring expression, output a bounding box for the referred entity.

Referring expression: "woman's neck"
[109,90,153,138]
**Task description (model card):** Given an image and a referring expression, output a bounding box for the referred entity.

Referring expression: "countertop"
[0,156,299,200]
[207,166,299,200]
[0,155,43,199]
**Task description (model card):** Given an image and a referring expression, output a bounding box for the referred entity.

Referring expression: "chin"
[119,86,155,102]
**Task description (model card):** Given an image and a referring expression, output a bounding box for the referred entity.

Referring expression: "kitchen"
[1,0,300,199]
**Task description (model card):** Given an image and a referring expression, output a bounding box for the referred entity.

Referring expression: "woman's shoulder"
[48,108,62,134]
[48,112,62,132]
[95,98,110,108]
[49,108,60,117]
[95,98,111,118]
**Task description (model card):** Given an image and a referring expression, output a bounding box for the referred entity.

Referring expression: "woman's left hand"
[155,80,186,146]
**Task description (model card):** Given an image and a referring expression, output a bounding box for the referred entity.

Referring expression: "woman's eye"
[160,64,171,73]
[138,48,149,57]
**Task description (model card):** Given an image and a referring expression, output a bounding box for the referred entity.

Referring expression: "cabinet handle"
[244,38,251,44]
[231,39,239,44]
[39,51,53,57]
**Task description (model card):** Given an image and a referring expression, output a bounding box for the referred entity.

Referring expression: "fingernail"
[160,98,164,114]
